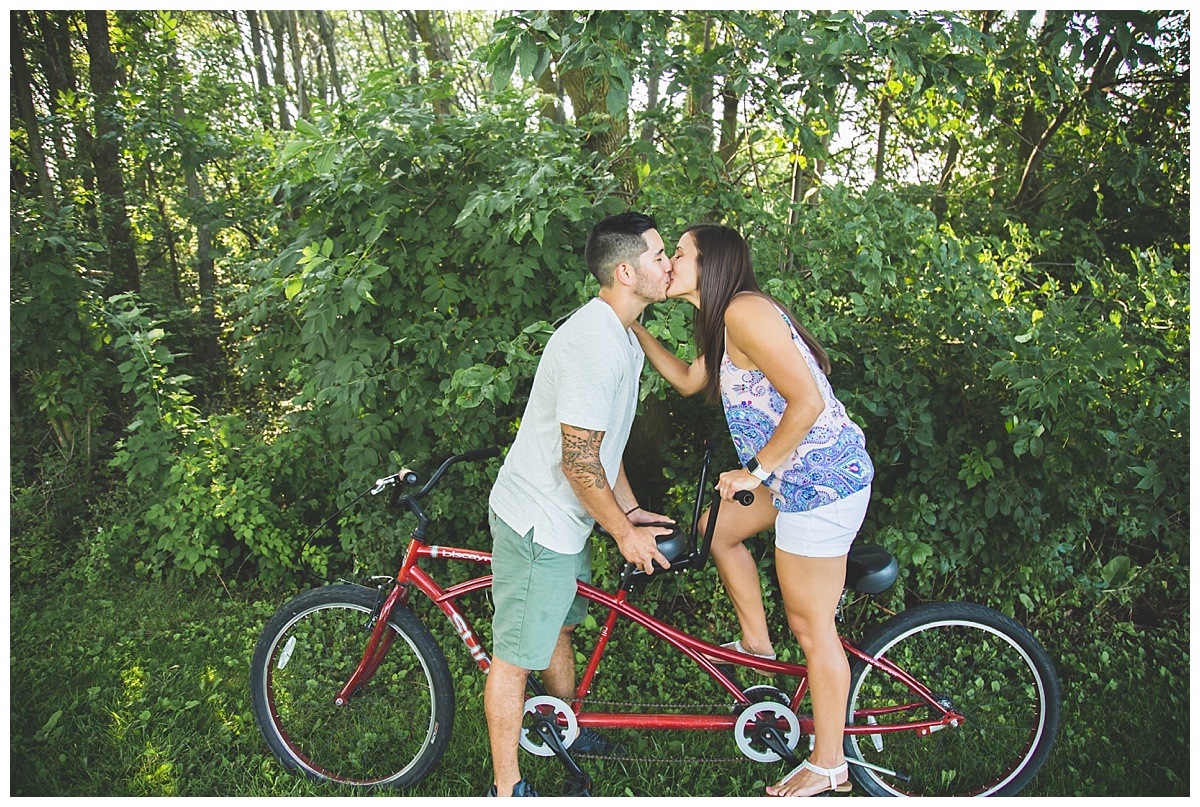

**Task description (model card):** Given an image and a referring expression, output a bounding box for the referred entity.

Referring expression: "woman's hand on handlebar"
[716,468,761,502]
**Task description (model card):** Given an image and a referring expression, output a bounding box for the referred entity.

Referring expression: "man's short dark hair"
[584,211,658,287]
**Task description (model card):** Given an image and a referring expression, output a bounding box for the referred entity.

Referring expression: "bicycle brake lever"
[371,468,418,495]
[370,476,395,495]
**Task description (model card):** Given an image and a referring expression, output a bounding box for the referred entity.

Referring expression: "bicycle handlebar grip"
[734,490,754,506]
[460,446,502,462]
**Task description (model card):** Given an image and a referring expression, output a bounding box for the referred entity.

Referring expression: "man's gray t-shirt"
[489,297,644,554]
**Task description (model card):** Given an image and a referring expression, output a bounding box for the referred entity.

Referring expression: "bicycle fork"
[334,580,404,704]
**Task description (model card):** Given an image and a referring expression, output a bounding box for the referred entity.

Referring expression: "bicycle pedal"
[561,775,592,797]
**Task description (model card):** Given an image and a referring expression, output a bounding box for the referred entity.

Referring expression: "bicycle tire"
[844,601,1061,797]
[249,584,454,788]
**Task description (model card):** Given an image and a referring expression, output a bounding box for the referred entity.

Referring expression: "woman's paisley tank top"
[720,307,874,513]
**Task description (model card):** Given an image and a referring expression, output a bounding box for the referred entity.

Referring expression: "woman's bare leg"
[766,551,850,797]
[702,494,778,655]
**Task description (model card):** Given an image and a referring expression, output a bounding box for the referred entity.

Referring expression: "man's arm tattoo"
[562,427,608,490]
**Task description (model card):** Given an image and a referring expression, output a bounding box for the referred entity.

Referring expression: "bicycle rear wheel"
[844,601,1061,797]
[249,584,454,788]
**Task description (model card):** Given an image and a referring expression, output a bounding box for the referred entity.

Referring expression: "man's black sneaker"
[572,727,627,756]
[487,778,539,796]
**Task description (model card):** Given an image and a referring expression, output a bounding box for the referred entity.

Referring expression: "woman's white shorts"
[774,486,871,558]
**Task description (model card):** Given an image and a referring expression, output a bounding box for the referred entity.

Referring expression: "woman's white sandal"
[771,759,852,797]
[703,639,776,675]
[721,639,776,660]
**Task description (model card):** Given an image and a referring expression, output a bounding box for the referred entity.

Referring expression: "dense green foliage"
[9,10,1189,796]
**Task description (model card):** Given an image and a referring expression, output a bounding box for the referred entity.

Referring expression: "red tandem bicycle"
[250,444,1061,796]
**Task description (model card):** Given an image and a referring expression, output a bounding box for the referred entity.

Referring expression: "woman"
[632,224,873,797]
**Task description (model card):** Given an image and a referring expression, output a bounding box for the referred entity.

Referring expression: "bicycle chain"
[564,696,796,764]
[574,697,744,710]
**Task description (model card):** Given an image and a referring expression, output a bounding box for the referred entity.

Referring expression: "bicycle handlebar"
[414,446,502,498]
[372,446,502,498]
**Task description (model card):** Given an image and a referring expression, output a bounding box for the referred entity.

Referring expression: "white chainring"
[733,701,802,762]
[518,695,580,757]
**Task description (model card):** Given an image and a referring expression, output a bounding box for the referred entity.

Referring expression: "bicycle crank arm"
[531,720,593,795]
[756,725,802,768]
[845,756,911,783]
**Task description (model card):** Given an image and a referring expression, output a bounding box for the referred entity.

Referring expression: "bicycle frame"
[338,529,962,742]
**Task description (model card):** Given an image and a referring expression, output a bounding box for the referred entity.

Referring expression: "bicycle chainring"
[519,695,579,757]
[733,701,803,763]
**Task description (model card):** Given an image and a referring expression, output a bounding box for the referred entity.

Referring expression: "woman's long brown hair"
[687,224,830,402]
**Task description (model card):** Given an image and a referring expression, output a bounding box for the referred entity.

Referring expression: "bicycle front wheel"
[249,584,454,788]
[844,602,1061,797]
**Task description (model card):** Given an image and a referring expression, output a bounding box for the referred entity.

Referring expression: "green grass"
[10,575,1188,797]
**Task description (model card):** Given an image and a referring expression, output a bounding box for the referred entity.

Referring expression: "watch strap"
[746,455,771,482]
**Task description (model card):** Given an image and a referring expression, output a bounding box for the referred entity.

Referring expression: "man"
[484,211,676,796]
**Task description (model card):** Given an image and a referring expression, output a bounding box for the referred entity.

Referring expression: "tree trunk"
[401,12,421,85]
[356,11,380,65]
[266,11,291,129]
[412,10,452,116]
[11,13,58,214]
[561,65,630,157]
[246,10,274,129]
[932,134,961,224]
[872,93,892,185]
[1011,14,1121,216]
[554,13,630,173]
[375,11,398,70]
[686,14,715,147]
[535,61,564,124]
[24,11,72,207]
[315,11,344,104]
[38,12,98,230]
[640,58,662,143]
[287,11,309,120]
[718,75,740,168]
[144,161,182,303]
[310,27,327,104]
[169,54,218,366]
[84,10,139,294]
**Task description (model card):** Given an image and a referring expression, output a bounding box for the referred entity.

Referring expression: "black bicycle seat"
[846,544,898,594]
[645,522,690,566]
[593,521,691,566]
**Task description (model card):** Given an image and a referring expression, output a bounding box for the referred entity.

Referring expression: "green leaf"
[517,34,539,79]
[1101,555,1132,587]
[284,277,303,301]
[315,143,337,174]
[492,49,517,92]
[605,84,629,120]
[294,117,321,137]
[281,139,311,160]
